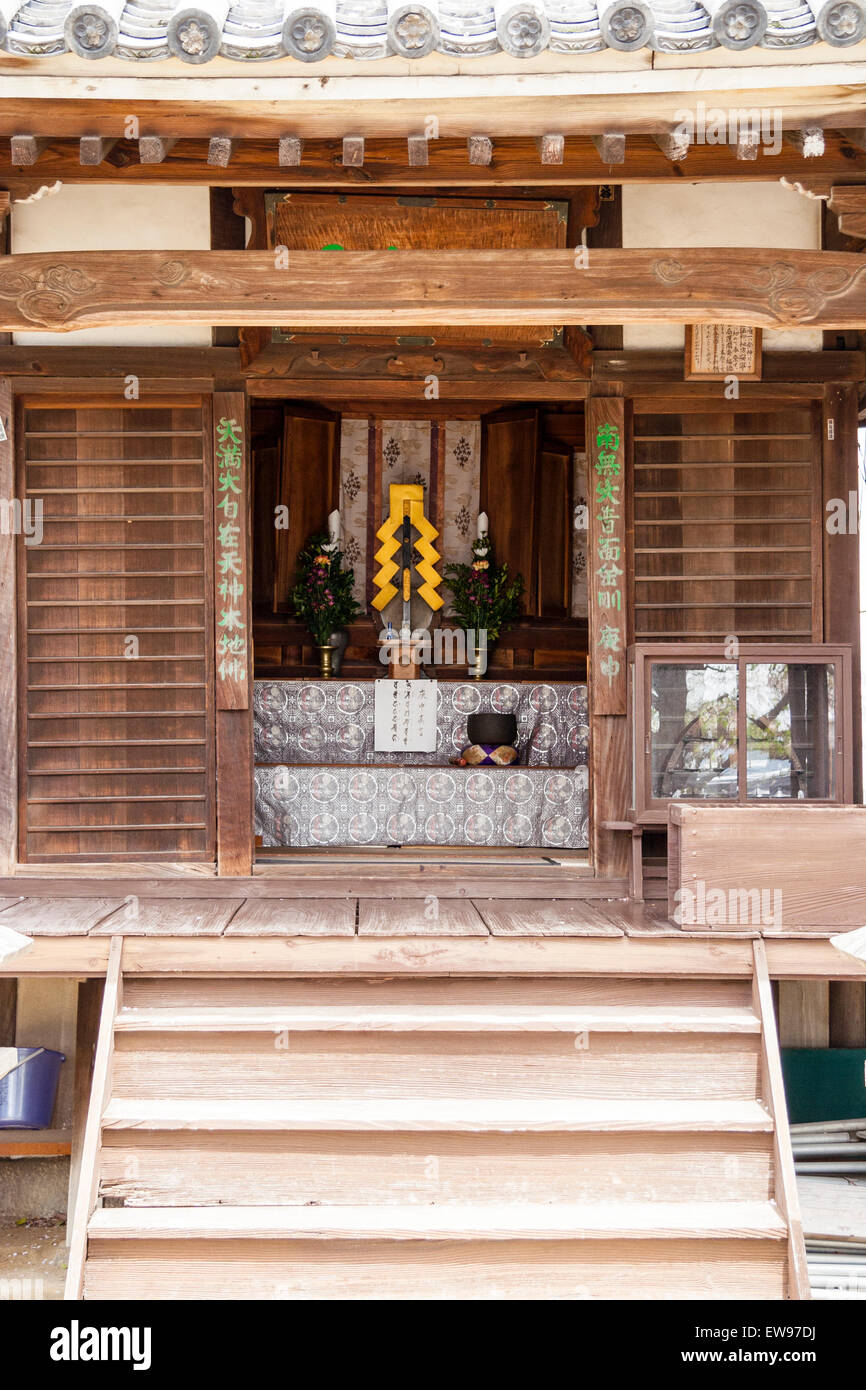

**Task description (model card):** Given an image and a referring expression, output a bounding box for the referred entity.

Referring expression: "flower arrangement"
[291,530,363,647]
[443,534,524,647]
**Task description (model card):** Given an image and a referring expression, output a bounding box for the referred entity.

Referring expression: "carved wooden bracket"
[829,185,866,238]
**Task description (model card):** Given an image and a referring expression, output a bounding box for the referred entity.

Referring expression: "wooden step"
[87,1201,787,1243]
[99,1129,775,1207]
[83,1235,789,1300]
[110,1030,761,1103]
[121,977,755,1011]
[101,1096,774,1133]
[114,1003,761,1034]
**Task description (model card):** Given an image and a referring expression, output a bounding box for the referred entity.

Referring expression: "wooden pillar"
[66,979,102,1240]
[0,376,15,874]
[778,981,830,1048]
[829,981,866,1048]
[212,390,254,875]
[823,383,861,801]
[588,392,630,879]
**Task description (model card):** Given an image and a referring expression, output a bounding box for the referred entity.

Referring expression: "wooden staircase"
[66,938,808,1300]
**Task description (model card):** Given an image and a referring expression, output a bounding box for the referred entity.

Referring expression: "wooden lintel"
[1,135,866,190]
[6,248,866,332]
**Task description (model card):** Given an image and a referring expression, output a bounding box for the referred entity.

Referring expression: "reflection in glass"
[650,663,739,800]
[746,664,835,800]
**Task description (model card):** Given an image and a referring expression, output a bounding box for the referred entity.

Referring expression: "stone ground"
[0,1216,67,1300]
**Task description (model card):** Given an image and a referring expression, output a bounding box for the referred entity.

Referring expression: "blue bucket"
[0,1047,66,1129]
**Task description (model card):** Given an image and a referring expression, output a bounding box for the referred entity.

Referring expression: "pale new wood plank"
[0,896,128,935]
[99,1130,775,1208]
[224,898,355,936]
[87,1200,787,1242]
[477,901,624,936]
[110,1031,761,1104]
[798,1175,866,1242]
[357,899,487,936]
[89,899,238,936]
[82,1236,788,1300]
[100,1096,774,1133]
[120,975,754,1011]
[752,939,811,1301]
[117,935,755,976]
[64,935,123,1302]
[112,1003,761,1034]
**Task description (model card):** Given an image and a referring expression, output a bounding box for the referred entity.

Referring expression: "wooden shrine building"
[1,0,866,1301]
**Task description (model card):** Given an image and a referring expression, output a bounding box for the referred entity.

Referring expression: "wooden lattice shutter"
[17,396,215,862]
[631,404,822,642]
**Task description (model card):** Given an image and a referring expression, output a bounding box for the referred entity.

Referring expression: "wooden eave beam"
[3,135,866,189]
[4,248,866,332]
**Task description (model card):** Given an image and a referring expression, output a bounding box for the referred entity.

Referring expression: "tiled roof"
[0,0,863,63]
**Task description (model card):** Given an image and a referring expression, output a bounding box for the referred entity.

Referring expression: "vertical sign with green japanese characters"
[588,397,627,715]
[213,402,250,710]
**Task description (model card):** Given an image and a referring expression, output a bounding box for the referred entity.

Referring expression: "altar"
[254,679,589,850]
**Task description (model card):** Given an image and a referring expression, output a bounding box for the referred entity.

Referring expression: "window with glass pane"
[746,663,835,800]
[650,663,739,800]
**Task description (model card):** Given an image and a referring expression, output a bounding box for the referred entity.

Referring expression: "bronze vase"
[318,644,334,679]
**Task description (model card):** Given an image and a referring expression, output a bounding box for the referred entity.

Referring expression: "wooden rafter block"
[786,127,825,159]
[653,131,690,162]
[342,136,365,167]
[828,185,866,238]
[79,136,118,166]
[840,128,866,153]
[467,134,493,166]
[208,136,234,169]
[732,130,760,161]
[407,134,429,167]
[10,135,45,167]
[592,133,625,165]
[138,136,177,165]
[278,136,303,168]
[537,133,564,165]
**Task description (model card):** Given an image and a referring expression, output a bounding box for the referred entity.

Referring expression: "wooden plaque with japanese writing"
[213,395,250,710]
[685,324,762,380]
[588,397,627,716]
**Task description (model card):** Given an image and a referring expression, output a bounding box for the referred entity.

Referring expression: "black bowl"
[466,712,518,747]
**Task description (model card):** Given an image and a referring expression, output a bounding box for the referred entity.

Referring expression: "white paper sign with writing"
[374,680,438,753]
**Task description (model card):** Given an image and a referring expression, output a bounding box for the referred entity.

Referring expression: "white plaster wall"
[621,182,823,351]
[11,185,213,347]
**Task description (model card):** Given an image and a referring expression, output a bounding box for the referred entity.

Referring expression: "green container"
[780,1048,866,1125]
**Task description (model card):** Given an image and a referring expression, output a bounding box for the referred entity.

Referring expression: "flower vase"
[328,628,349,676]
